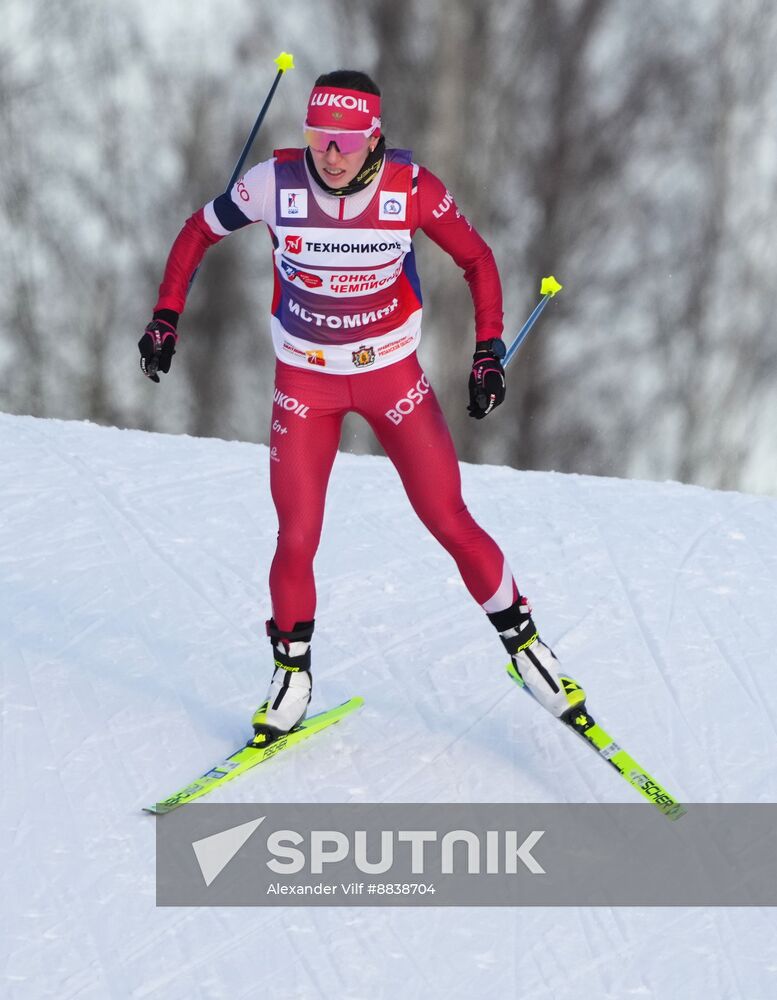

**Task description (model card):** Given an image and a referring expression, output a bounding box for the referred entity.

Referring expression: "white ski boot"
[251,619,314,743]
[488,596,585,719]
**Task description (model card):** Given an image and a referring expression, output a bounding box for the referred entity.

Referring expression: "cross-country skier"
[140,69,586,742]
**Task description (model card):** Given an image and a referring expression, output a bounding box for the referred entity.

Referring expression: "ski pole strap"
[266,618,315,643]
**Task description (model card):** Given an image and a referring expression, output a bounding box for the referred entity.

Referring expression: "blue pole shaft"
[503,295,552,368]
[188,68,286,294]
[225,68,285,193]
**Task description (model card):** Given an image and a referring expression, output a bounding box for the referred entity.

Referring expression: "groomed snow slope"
[2,413,776,999]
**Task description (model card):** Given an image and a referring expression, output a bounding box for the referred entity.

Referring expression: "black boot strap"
[487,596,531,634]
[266,618,315,643]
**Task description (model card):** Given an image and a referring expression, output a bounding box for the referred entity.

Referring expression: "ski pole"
[187,51,294,295]
[503,275,563,368]
[225,51,295,193]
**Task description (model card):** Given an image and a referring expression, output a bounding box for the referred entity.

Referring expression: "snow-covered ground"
[2,412,777,999]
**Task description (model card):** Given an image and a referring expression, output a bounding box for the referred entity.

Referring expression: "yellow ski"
[144,696,364,815]
[507,662,685,819]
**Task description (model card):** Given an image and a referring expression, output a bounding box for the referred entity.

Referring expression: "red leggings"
[268,353,517,631]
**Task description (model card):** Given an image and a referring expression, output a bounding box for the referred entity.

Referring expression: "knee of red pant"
[416,504,474,544]
[275,526,322,562]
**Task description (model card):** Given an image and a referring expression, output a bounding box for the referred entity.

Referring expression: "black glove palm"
[467,341,506,419]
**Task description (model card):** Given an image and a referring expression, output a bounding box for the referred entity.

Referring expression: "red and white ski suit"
[155,148,519,630]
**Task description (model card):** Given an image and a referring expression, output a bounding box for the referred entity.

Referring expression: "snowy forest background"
[2,0,776,495]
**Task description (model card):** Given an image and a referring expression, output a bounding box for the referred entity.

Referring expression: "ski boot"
[488,596,586,720]
[250,619,314,746]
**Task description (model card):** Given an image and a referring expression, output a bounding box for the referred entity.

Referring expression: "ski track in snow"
[2,413,777,999]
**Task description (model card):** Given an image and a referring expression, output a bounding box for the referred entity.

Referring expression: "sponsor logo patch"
[379,191,407,221]
[352,345,376,368]
[306,350,326,367]
[280,189,308,218]
[284,234,303,254]
[281,260,323,288]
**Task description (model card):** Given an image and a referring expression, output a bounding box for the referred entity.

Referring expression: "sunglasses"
[303,126,377,154]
